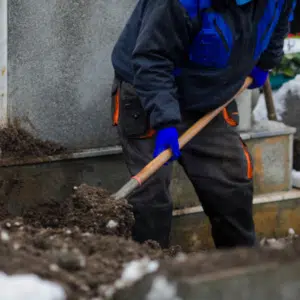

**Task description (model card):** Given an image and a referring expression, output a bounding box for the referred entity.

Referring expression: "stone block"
[171,193,300,251]
[113,244,300,300]
[243,121,296,195]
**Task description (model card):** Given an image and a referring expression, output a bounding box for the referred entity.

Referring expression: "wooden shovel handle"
[263,76,277,121]
[112,77,253,200]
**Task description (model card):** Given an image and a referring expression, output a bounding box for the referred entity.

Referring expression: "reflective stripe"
[241,141,253,179]
[289,0,297,22]
[223,108,238,127]
[113,88,120,125]
[139,129,156,139]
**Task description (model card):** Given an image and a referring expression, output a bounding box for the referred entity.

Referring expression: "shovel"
[111,77,253,201]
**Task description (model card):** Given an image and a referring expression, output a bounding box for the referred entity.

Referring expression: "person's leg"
[118,129,173,248]
[178,104,256,248]
[112,78,173,248]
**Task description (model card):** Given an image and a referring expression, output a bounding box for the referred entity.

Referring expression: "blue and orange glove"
[153,127,180,164]
[248,66,269,89]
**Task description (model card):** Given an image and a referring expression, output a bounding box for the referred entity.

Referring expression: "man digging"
[111,0,296,249]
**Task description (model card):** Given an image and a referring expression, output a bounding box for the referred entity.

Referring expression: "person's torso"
[112,0,286,112]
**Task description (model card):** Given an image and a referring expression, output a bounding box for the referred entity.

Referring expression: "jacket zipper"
[213,19,230,52]
[260,1,279,44]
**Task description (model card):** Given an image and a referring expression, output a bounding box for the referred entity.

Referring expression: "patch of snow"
[5,222,11,228]
[292,169,300,189]
[118,257,159,288]
[99,257,159,298]
[146,276,182,300]
[252,120,288,132]
[175,252,188,263]
[284,38,300,54]
[98,284,115,299]
[260,238,286,250]
[253,75,300,122]
[288,228,295,237]
[49,264,60,272]
[0,273,66,300]
[1,230,10,242]
[106,220,118,229]
[12,242,20,251]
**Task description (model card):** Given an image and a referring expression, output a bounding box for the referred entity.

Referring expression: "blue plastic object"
[153,127,180,163]
[248,66,269,89]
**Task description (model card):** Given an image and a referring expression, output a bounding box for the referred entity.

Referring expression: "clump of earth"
[0,124,66,159]
[0,184,181,300]
[0,184,297,300]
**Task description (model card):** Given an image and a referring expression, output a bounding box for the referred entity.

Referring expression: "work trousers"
[112,78,256,249]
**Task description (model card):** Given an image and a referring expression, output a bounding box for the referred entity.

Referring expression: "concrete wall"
[8,0,137,150]
[0,0,7,127]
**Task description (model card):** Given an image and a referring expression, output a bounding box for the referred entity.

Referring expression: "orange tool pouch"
[111,78,155,138]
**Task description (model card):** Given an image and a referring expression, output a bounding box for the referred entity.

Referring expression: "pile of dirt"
[0,184,180,299]
[0,220,164,299]
[0,125,66,158]
[22,184,135,238]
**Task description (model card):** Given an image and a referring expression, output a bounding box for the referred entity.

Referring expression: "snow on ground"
[292,169,300,189]
[260,228,298,250]
[284,38,300,54]
[99,257,160,298]
[146,276,182,300]
[0,273,66,300]
[253,75,300,122]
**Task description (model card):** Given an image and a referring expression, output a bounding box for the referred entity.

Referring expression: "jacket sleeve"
[132,0,193,130]
[257,0,295,70]
[288,0,297,22]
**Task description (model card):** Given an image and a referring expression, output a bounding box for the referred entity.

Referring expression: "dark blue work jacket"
[112,0,295,129]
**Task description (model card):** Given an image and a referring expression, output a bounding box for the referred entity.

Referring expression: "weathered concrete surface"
[1,152,300,252]
[8,0,136,149]
[113,244,300,300]
[245,130,294,195]
[0,0,7,126]
[171,197,300,251]
[236,89,253,132]
[253,76,300,139]
[0,154,129,215]
[0,124,295,215]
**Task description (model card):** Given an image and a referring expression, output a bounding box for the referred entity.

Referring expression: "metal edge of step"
[173,189,300,217]
[0,123,296,167]
[0,146,124,167]
[240,126,296,141]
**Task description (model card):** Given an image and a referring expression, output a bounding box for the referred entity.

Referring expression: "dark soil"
[4,182,296,300]
[0,124,66,158]
[22,184,135,238]
[0,184,180,299]
[0,220,164,300]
